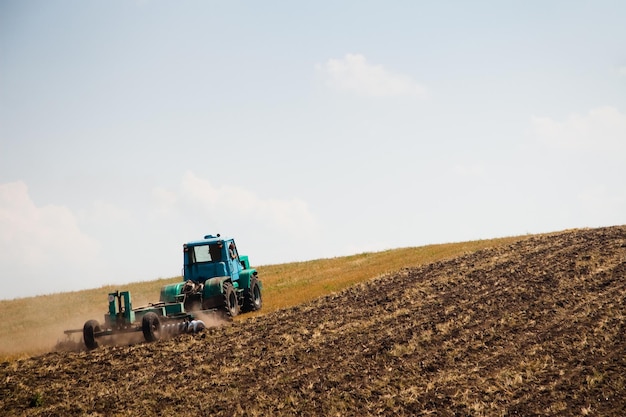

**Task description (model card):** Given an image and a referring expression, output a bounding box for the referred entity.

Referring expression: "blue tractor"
[69,234,262,350]
[161,233,263,317]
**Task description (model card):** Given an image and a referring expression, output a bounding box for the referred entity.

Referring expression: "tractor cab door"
[226,240,242,282]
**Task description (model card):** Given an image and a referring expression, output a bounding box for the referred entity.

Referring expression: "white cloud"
[454,163,486,178]
[576,184,626,226]
[316,53,427,98]
[0,181,100,298]
[528,107,626,231]
[81,200,133,225]
[179,171,320,237]
[150,187,178,218]
[531,106,626,152]
[578,184,611,206]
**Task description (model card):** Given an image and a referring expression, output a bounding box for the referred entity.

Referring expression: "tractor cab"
[160,233,260,315]
[183,234,244,283]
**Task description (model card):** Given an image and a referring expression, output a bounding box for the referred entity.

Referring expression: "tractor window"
[191,243,224,263]
[192,245,213,263]
[209,243,223,261]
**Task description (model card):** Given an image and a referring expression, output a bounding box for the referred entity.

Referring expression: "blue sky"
[1,1,625,300]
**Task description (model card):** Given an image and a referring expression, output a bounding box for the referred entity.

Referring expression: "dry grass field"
[1,226,626,416]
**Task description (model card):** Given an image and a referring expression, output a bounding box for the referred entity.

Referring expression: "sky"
[1,1,625,300]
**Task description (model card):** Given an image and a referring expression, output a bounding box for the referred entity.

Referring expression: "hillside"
[1,226,626,416]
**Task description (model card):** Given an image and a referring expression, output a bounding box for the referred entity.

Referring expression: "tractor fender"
[238,269,261,290]
[203,276,232,299]
[160,282,185,303]
[200,276,233,310]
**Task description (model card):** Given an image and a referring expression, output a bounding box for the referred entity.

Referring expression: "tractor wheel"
[223,282,239,317]
[83,320,101,350]
[243,278,262,312]
[142,312,161,342]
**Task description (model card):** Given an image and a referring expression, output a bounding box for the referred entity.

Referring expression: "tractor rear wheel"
[243,278,262,312]
[83,320,101,350]
[142,312,161,342]
[223,282,239,317]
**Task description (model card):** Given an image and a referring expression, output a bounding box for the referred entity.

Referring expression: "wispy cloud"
[454,163,486,178]
[531,106,626,152]
[317,53,427,98]
[0,181,100,297]
[80,200,133,225]
[576,184,626,226]
[171,171,320,237]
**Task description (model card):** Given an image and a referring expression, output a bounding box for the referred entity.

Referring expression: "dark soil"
[2,226,626,416]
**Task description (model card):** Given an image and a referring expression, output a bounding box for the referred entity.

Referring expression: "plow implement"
[63,291,218,350]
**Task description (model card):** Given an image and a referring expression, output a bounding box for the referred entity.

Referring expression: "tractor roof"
[184,234,232,247]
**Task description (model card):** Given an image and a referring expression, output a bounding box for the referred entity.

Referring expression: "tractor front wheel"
[243,278,262,312]
[142,312,161,342]
[83,320,101,350]
[223,282,239,317]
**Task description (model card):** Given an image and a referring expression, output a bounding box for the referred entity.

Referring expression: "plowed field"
[2,226,626,416]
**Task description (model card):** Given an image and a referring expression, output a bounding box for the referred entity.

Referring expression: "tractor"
[165,233,263,317]
[65,234,262,350]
